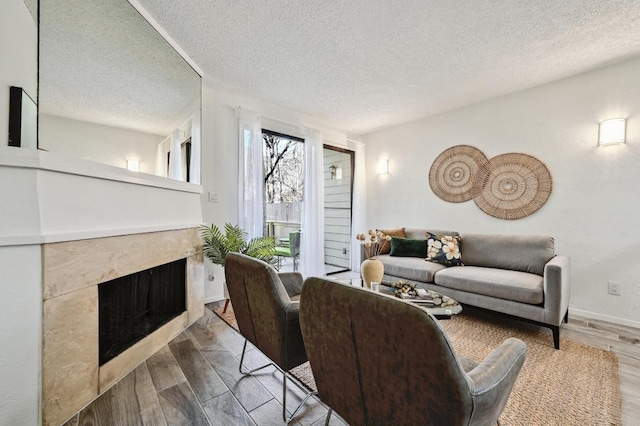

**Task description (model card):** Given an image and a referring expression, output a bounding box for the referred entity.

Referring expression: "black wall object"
[8,86,37,148]
[8,86,23,147]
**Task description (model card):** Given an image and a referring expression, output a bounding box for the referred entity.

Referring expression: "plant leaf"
[201,223,277,268]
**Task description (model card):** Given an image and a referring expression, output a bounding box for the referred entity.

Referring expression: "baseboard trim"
[568,308,640,329]
[204,295,225,304]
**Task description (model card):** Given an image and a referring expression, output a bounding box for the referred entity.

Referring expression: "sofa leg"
[563,311,569,323]
[551,326,560,350]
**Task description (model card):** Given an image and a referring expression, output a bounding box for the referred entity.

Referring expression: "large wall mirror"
[38,0,202,183]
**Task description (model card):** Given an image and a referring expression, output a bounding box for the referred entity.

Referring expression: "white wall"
[364,57,640,327]
[0,0,37,147]
[39,114,163,175]
[0,1,40,425]
[0,245,41,426]
[199,86,358,301]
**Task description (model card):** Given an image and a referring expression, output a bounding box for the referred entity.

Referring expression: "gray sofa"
[365,228,570,349]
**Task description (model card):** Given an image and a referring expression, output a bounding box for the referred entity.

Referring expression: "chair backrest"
[224,252,305,369]
[300,278,474,425]
[289,231,301,257]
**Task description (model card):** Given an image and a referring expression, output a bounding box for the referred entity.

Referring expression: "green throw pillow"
[426,232,463,266]
[389,237,428,258]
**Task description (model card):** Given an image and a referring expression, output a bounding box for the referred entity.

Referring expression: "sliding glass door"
[323,146,354,274]
[259,130,354,274]
[262,130,304,271]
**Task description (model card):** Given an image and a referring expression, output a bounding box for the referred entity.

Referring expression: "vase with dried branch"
[356,230,392,288]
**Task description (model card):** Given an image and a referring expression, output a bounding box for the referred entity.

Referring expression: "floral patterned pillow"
[426,232,463,266]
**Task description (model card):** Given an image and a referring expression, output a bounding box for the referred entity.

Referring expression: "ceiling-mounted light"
[599,118,626,146]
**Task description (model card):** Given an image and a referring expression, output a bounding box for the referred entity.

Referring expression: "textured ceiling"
[39,0,200,136]
[133,0,640,134]
[23,0,37,22]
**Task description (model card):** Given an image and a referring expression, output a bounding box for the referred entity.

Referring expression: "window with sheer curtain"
[263,130,304,241]
[236,110,365,277]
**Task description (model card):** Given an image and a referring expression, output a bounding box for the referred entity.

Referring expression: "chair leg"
[222,298,230,313]
[324,408,333,426]
[282,370,317,423]
[238,339,271,375]
[239,339,315,423]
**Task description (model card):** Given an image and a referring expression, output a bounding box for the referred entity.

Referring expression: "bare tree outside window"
[263,133,304,203]
[263,132,304,238]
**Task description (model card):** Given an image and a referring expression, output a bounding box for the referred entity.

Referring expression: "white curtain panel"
[168,129,183,180]
[350,142,367,272]
[300,129,326,278]
[236,109,264,239]
[156,137,170,177]
[189,111,201,184]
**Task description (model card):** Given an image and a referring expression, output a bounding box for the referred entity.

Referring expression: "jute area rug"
[209,303,621,426]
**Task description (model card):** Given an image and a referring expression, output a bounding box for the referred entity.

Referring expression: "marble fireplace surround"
[42,228,204,426]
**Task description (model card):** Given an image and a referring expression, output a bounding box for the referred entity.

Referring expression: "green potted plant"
[200,223,277,312]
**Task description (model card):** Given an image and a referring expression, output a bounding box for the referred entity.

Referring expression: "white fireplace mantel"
[0,146,203,246]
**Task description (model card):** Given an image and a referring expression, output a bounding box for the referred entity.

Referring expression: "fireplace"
[42,228,204,426]
[99,258,187,365]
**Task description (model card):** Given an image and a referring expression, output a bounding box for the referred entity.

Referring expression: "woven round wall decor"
[429,145,489,203]
[473,153,552,220]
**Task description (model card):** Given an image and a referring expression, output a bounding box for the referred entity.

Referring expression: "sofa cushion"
[377,228,406,254]
[426,232,463,266]
[459,233,554,276]
[434,266,544,305]
[390,237,428,258]
[405,228,458,240]
[378,254,446,283]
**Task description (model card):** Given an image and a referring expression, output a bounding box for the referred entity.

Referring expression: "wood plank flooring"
[63,301,639,426]
[563,314,640,425]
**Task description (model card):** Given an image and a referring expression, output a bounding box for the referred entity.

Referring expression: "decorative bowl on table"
[391,281,458,307]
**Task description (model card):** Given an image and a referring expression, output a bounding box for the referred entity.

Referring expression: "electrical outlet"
[208,192,219,203]
[608,281,621,296]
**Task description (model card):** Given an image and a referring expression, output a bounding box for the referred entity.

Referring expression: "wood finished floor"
[63,301,640,426]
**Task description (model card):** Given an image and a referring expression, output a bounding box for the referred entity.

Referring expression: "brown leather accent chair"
[299,278,527,426]
[224,252,314,422]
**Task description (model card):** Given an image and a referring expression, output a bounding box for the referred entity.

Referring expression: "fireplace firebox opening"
[98,258,187,366]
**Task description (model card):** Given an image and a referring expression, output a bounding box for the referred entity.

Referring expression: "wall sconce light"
[329,164,343,180]
[599,118,626,146]
[126,159,140,172]
[378,158,389,175]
